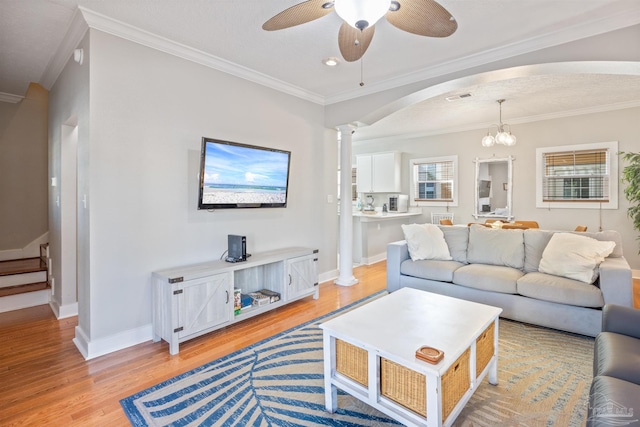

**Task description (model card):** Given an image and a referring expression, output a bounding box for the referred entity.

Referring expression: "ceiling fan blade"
[263,0,334,31]
[386,0,457,37]
[338,23,375,62]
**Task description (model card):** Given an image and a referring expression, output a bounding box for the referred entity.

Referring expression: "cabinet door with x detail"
[177,272,232,339]
[285,253,318,301]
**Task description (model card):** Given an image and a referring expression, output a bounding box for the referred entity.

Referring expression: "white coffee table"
[320,288,502,427]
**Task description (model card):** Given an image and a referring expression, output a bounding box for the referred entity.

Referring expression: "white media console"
[152,247,319,354]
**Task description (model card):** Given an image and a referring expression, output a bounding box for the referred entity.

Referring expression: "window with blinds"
[542,149,609,202]
[413,159,454,202]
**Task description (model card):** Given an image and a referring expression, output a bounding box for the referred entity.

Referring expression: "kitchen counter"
[352,211,421,221]
[346,209,424,265]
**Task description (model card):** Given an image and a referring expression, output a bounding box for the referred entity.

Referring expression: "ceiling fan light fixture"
[334,0,391,30]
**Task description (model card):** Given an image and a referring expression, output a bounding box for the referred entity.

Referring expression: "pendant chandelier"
[481,99,516,147]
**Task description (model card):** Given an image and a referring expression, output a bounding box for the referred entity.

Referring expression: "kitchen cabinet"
[356,152,402,193]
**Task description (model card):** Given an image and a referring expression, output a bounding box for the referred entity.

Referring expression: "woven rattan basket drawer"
[476,323,495,377]
[335,339,368,387]
[381,348,470,419]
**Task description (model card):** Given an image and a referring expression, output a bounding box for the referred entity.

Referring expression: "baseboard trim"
[319,269,338,284]
[73,323,153,360]
[49,300,78,319]
[361,252,386,266]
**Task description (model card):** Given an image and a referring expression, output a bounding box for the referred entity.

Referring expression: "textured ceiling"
[353,74,640,141]
[1,0,640,140]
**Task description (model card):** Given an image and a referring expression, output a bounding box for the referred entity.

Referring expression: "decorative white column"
[335,124,358,286]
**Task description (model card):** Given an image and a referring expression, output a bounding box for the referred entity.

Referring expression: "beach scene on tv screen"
[201,142,289,205]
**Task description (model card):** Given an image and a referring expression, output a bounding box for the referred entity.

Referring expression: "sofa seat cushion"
[400,259,464,283]
[587,376,640,427]
[453,264,523,294]
[594,332,640,385]
[517,272,604,308]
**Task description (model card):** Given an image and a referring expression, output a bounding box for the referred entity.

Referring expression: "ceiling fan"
[263,0,457,62]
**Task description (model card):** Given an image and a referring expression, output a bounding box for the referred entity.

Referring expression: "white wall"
[48,32,90,323]
[0,83,49,252]
[353,107,640,270]
[75,30,336,351]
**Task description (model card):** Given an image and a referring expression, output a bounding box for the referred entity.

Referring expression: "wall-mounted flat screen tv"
[198,137,291,209]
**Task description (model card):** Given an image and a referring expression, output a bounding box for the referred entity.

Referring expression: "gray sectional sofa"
[587,304,640,426]
[387,224,633,337]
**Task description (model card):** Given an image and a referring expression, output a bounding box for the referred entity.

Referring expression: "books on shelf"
[247,289,281,307]
[259,289,280,303]
[241,293,252,308]
[248,292,270,307]
[234,288,242,315]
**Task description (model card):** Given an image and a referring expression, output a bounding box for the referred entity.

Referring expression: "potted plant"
[621,152,640,252]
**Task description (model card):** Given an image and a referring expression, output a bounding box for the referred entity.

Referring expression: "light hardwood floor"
[0,262,387,426]
[1,262,638,426]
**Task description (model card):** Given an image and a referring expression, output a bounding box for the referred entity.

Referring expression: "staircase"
[0,244,50,312]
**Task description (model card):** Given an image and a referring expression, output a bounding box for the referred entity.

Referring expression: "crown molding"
[40,8,89,90]
[327,7,640,105]
[78,7,325,105]
[41,5,640,107]
[0,92,25,104]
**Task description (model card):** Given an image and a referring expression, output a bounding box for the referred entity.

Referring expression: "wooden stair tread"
[0,282,50,297]
[0,258,47,276]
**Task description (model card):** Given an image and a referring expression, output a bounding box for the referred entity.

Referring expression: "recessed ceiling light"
[323,57,340,67]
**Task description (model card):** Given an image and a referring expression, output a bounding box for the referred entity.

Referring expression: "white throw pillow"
[538,233,615,283]
[401,224,452,261]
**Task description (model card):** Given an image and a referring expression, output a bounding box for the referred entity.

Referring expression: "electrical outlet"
[327,195,333,203]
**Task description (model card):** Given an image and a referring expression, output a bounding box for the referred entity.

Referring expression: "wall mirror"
[473,155,514,220]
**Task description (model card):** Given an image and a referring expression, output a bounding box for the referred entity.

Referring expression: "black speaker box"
[228,235,246,261]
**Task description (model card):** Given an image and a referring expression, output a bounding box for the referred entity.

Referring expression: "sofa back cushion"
[467,224,525,269]
[438,225,469,263]
[523,229,555,273]
[580,230,623,258]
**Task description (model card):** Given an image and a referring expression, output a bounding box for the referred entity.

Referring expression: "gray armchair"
[587,304,640,427]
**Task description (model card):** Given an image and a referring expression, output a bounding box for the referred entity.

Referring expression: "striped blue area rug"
[121,291,594,426]
[121,291,401,426]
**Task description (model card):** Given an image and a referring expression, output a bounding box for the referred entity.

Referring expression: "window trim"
[535,141,618,209]
[410,155,458,207]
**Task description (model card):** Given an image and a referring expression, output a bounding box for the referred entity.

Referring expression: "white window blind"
[413,160,454,202]
[542,148,609,202]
